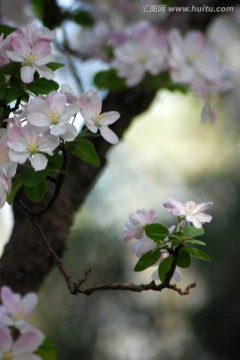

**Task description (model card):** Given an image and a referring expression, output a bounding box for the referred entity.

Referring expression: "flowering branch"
[15,197,198,297]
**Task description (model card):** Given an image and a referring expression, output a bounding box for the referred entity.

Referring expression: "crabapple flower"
[0,325,43,360]
[113,21,168,86]
[6,23,55,83]
[7,124,60,171]
[27,92,79,141]
[123,209,156,243]
[169,29,224,85]
[0,286,39,332]
[79,90,120,144]
[164,198,213,228]
[168,29,231,121]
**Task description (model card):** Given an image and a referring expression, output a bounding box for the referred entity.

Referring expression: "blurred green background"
[31,91,240,360]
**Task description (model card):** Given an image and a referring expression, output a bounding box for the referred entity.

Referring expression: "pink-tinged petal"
[59,123,78,141]
[192,201,213,214]
[185,31,204,58]
[61,84,78,103]
[6,50,23,62]
[84,121,98,133]
[169,29,185,64]
[88,90,102,115]
[61,103,79,122]
[101,111,120,125]
[131,238,156,258]
[28,98,49,113]
[163,197,185,215]
[173,267,182,282]
[49,93,66,114]
[30,154,48,171]
[13,332,43,354]
[124,229,138,243]
[185,201,197,213]
[21,65,35,83]
[11,36,29,56]
[0,325,12,351]
[151,269,159,281]
[79,91,101,119]
[186,215,202,228]
[21,293,38,318]
[9,150,29,164]
[196,213,212,223]
[0,174,11,193]
[35,65,54,80]
[99,126,118,144]
[1,286,18,313]
[32,42,52,63]
[148,209,156,222]
[39,134,60,153]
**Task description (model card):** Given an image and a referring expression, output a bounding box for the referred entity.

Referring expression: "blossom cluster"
[0,23,120,209]
[111,21,231,122]
[123,198,213,282]
[1,23,55,83]
[0,286,44,360]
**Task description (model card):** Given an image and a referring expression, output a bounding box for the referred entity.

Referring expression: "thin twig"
[16,197,197,297]
[76,280,197,296]
[61,26,84,92]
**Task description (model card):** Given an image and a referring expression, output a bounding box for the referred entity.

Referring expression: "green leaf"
[6,178,23,205]
[184,247,211,262]
[0,24,16,38]
[70,9,94,27]
[94,69,126,90]
[35,337,58,360]
[31,0,44,18]
[20,170,48,187]
[145,223,169,242]
[67,139,100,166]
[0,87,6,100]
[5,87,25,104]
[25,180,47,202]
[26,78,59,95]
[185,239,206,246]
[158,256,174,283]
[47,62,65,71]
[142,72,188,93]
[77,131,100,138]
[46,151,63,170]
[177,248,191,268]
[134,250,160,272]
[181,226,205,239]
[0,62,21,76]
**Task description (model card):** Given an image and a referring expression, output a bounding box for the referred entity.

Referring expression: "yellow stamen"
[25,51,38,64]
[27,143,38,154]
[3,352,14,360]
[50,111,60,125]
[94,114,104,127]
